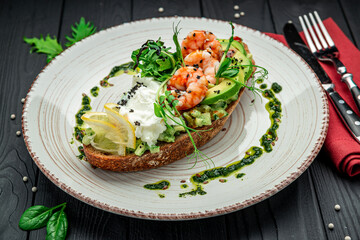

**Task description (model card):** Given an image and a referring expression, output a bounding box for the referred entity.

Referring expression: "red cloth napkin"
[265,18,360,177]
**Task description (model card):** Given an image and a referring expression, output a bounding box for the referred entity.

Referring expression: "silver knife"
[283,22,360,143]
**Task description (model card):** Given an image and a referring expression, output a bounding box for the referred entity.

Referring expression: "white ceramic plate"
[22,17,328,220]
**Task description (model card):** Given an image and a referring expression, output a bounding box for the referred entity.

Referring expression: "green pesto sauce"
[179,185,207,198]
[144,180,170,190]
[75,95,91,126]
[181,184,188,189]
[77,146,85,160]
[260,83,267,89]
[100,62,137,87]
[90,86,99,97]
[73,94,92,144]
[256,78,264,84]
[236,173,245,179]
[271,82,282,93]
[158,194,165,198]
[260,89,282,152]
[190,146,263,185]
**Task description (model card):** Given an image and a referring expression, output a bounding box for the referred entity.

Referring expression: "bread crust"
[83,40,255,172]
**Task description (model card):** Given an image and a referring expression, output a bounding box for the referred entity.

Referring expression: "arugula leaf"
[65,17,96,47]
[19,205,53,230]
[23,35,63,63]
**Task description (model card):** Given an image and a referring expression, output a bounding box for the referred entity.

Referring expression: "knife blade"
[283,22,360,143]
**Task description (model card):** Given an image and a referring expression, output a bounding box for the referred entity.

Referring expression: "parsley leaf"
[65,17,96,47]
[23,35,63,63]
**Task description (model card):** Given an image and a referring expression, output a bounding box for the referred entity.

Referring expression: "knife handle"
[341,73,360,113]
[328,90,360,142]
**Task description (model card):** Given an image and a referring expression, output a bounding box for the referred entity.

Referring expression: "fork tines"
[299,11,335,53]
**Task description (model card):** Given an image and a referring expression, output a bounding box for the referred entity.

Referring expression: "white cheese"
[119,76,166,146]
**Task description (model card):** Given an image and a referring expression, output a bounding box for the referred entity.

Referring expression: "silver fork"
[299,11,360,112]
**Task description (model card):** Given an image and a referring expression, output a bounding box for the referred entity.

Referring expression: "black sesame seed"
[184,46,187,49]
[129,109,134,112]
[188,90,192,93]
[193,33,196,37]
[196,75,200,79]
[186,74,190,78]
[200,60,203,63]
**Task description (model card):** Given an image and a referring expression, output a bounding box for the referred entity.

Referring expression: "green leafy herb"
[23,35,63,63]
[19,205,53,230]
[24,18,96,62]
[19,202,68,240]
[65,17,96,47]
[131,39,177,82]
[46,207,68,240]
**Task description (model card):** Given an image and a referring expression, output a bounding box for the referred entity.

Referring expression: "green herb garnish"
[19,202,68,240]
[65,17,97,47]
[131,39,177,82]
[24,17,96,62]
[23,35,63,63]
[215,22,235,83]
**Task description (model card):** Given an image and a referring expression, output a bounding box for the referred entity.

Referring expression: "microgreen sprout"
[173,21,185,67]
[215,22,235,84]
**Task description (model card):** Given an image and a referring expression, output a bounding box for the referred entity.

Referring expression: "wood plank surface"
[0,1,63,239]
[339,0,360,46]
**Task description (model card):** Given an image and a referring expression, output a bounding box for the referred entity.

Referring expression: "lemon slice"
[104,103,136,149]
[81,112,126,156]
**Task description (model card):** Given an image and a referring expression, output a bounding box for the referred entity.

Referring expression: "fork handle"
[333,58,360,112]
[341,72,360,113]
[327,89,360,142]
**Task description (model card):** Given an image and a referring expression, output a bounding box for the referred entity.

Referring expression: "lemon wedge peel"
[104,103,136,149]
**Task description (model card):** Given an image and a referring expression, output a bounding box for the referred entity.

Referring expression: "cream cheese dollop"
[119,76,166,146]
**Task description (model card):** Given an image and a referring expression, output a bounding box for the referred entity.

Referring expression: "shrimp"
[167,67,208,110]
[181,30,222,60]
[184,50,219,84]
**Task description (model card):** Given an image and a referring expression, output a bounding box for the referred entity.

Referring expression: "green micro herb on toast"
[24,17,97,62]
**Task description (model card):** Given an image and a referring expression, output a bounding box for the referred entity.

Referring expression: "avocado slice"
[201,79,241,105]
[219,39,246,56]
[201,39,254,105]
[219,39,253,81]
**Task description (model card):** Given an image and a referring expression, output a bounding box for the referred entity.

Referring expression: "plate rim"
[22,16,329,220]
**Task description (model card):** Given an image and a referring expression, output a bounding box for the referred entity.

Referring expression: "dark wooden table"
[1,0,359,239]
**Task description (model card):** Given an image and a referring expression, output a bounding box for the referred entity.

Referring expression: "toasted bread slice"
[83,41,255,172]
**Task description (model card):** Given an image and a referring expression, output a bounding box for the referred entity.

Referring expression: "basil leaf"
[46,210,68,240]
[221,69,239,78]
[19,205,53,230]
